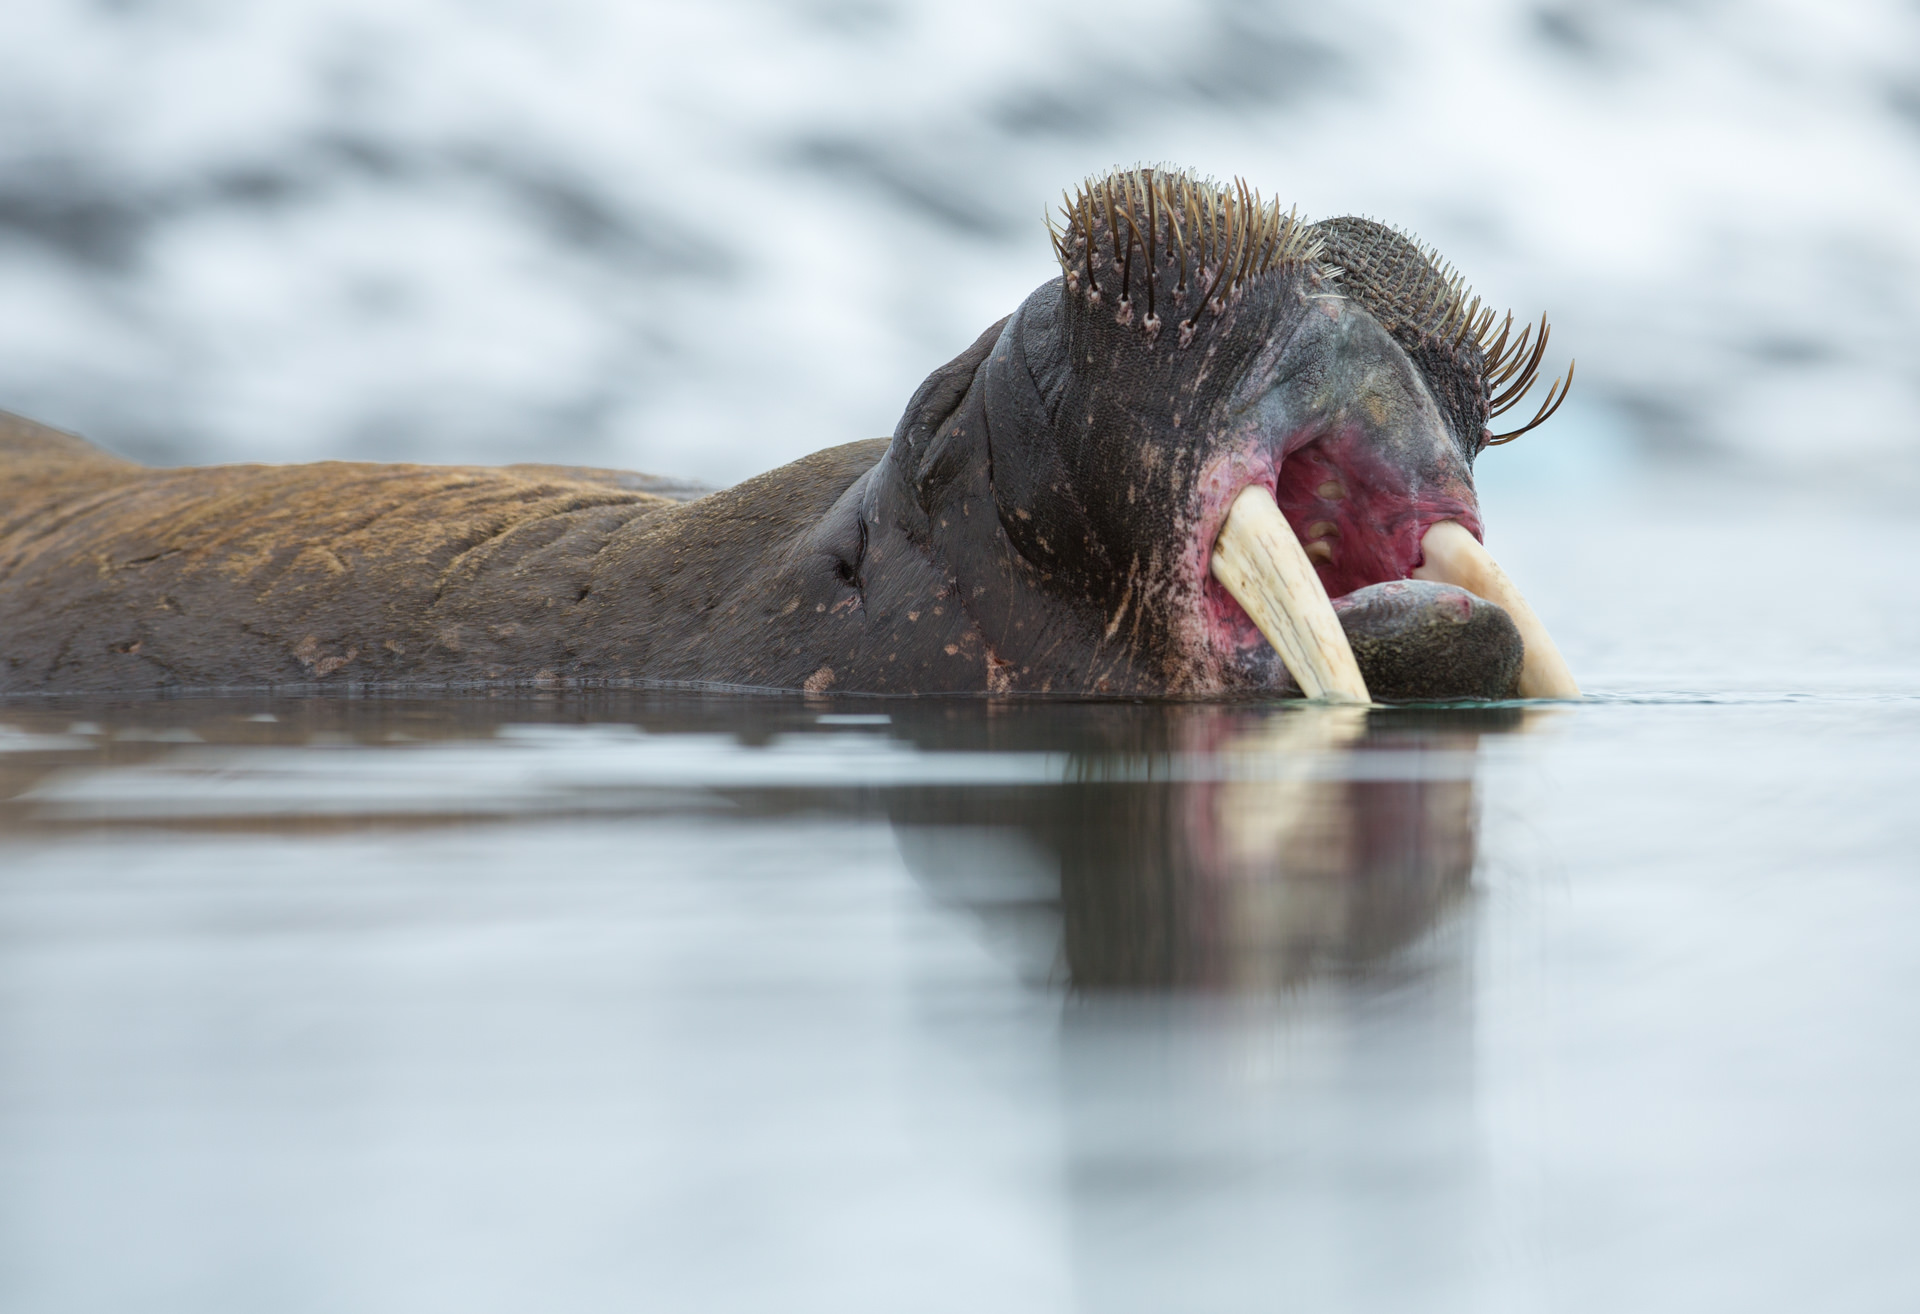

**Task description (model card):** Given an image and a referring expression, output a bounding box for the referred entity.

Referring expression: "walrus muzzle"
[1209,490,1577,703]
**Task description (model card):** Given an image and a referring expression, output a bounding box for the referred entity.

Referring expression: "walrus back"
[0,421,690,691]
[0,412,145,530]
[0,410,131,467]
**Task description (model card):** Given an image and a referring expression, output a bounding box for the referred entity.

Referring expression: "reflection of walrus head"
[886,703,1516,991]
[0,168,1571,700]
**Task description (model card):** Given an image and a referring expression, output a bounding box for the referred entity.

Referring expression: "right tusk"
[1413,520,1580,699]
[1210,485,1371,703]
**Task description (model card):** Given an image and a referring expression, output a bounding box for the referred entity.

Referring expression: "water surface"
[3,667,1918,1312]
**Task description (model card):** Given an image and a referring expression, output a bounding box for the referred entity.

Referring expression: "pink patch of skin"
[1192,425,1483,656]
[1183,424,1278,656]
[1273,426,1481,598]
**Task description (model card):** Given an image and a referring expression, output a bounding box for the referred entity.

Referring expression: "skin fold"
[0,172,1554,700]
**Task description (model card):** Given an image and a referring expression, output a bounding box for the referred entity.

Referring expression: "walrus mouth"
[1209,487,1580,701]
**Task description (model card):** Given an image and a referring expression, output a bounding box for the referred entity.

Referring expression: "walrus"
[0,168,1577,702]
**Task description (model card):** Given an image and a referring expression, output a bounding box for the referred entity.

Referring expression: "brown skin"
[0,411,912,691]
[1,193,1530,699]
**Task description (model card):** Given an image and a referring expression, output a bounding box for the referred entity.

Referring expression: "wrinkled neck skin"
[852,273,1484,696]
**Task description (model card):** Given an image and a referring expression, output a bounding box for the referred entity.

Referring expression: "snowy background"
[1,0,1916,491]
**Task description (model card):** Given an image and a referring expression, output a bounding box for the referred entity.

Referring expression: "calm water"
[4,490,1920,1313]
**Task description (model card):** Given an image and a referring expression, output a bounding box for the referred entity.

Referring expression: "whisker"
[1142,168,1156,322]
[1478,312,1515,371]
[1048,168,1339,346]
[1485,322,1534,390]
[1489,322,1552,415]
[1487,360,1574,444]
[1117,178,1139,309]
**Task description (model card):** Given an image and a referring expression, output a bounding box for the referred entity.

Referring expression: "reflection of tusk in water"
[1514,706,1576,736]
[1215,706,1368,868]
[1211,486,1371,703]
[1208,707,1477,990]
[1215,710,1372,989]
[1413,520,1581,700]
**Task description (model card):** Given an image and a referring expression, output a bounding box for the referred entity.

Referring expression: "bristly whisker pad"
[1050,167,1328,349]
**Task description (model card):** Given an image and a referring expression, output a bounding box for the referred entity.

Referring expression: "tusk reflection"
[1164,707,1480,990]
[890,703,1514,992]
[1412,520,1580,699]
[1211,485,1371,703]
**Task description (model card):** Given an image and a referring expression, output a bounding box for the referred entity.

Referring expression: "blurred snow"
[0,0,1916,487]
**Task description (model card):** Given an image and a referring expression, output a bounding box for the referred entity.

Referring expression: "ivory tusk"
[1412,520,1581,699]
[1210,485,1371,703]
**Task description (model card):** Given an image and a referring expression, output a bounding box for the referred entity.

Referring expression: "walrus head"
[872,167,1575,701]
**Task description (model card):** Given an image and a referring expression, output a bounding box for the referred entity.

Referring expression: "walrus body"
[1,169,1566,701]
[0,414,968,693]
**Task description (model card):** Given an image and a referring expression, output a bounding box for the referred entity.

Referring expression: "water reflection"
[888,704,1516,992]
[0,694,1520,994]
[7,691,1919,1310]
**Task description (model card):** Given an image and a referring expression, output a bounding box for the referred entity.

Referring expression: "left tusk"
[1211,485,1371,703]
[1412,520,1581,699]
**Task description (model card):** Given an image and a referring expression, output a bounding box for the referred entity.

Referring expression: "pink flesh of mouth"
[1202,428,1481,652]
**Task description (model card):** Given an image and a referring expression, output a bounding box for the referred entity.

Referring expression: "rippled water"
[5,485,1920,1313]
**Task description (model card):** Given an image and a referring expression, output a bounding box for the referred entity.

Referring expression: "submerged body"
[0,169,1571,701]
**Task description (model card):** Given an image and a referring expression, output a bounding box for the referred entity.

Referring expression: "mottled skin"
[0,218,1525,698]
